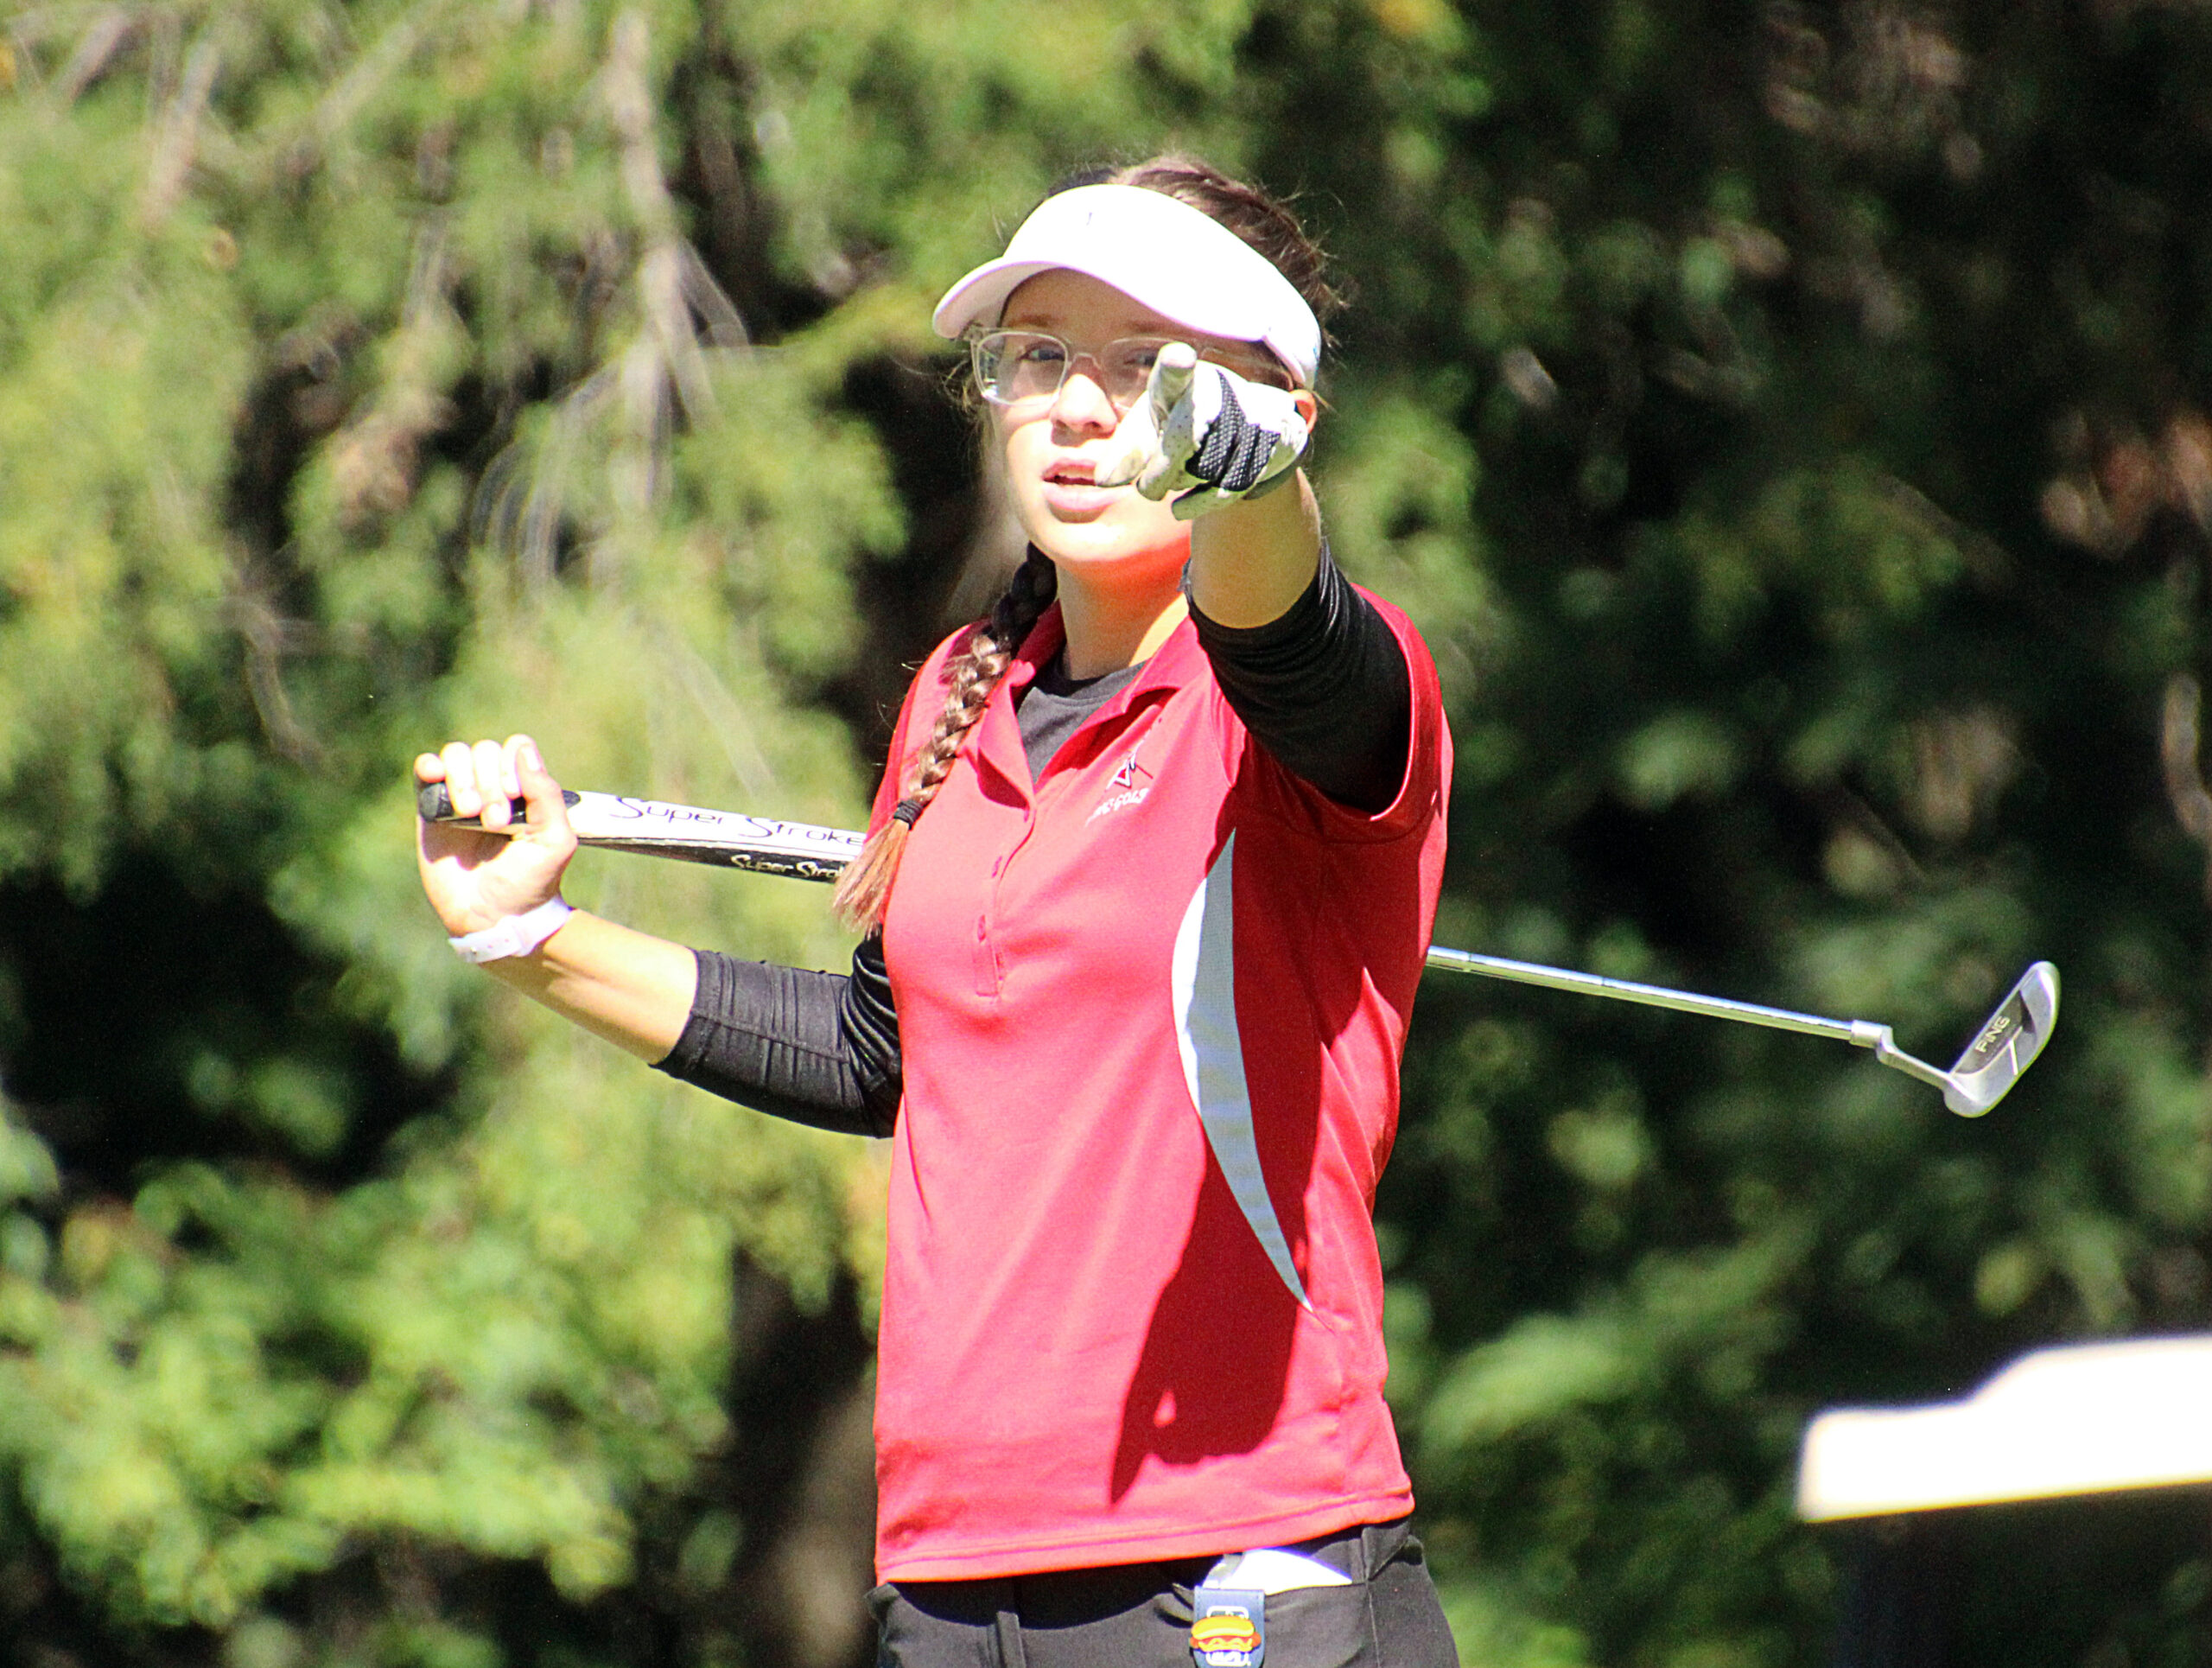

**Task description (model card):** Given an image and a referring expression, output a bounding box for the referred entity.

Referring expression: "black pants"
[872,1517,1460,1666]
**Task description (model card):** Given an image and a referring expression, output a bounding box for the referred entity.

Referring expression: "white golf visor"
[931,184,1321,387]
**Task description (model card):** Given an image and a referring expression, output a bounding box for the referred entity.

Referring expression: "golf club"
[1423,946,2057,1118]
[421,783,2061,1116]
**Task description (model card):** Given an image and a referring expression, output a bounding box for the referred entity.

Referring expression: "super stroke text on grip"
[599,798,861,844]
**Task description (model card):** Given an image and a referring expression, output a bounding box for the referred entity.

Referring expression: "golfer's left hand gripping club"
[421,782,2060,1116]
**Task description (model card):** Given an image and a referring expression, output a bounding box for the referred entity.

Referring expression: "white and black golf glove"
[1099,344,1311,520]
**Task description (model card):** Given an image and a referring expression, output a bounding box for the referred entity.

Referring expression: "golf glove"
[1099,345,1310,520]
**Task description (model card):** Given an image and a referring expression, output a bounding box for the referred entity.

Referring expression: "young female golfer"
[416,157,1457,1665]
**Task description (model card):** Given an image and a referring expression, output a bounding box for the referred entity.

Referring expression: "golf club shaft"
[1421,946,1878,1044]
[420,782,1890,1043]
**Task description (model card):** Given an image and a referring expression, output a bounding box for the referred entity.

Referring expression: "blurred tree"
[0,2,2209,1666]
[0,3,912,1663]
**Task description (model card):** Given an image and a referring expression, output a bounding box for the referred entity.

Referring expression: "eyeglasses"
[967,329,1286,411]
[968,331,1176,411]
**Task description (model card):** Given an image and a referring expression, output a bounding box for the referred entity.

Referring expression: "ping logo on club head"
[1965,1001,2030,1067]
[1973,1010,2015,1051]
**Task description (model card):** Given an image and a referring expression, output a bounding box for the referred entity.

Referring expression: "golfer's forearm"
[1193,544,1413,813]
[483,910,697,1060]
[1185,470,1322,627]
[654,948,898,1136]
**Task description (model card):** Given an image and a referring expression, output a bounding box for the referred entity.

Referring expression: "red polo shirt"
[869,594,1450,1581]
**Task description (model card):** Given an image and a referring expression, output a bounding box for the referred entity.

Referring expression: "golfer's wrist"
[448,895,574,964]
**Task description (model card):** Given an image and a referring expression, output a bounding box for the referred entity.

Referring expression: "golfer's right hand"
[413,735,577,936]
[1096,346,1311,519]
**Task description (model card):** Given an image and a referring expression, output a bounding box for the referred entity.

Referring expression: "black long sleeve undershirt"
[655,548,1412,1130]
[654,943,903,1136]
[1187,548,1411,814]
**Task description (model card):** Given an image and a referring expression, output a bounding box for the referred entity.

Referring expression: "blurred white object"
[1797,1334,2212,1520]
[1200,1548,1353,1594]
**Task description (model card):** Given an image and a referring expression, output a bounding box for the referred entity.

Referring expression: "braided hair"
[832,157,1336,934]
[832,547,1060,930]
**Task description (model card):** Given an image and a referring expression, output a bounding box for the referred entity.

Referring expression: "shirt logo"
[1089,746,1154,824]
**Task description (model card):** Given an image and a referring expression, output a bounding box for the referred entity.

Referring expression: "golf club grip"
[416,782,865,882]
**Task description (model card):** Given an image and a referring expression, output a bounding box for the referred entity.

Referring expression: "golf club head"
[1942,961,2060,1117]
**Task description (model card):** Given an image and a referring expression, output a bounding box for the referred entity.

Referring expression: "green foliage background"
[0,2,2207,1665]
